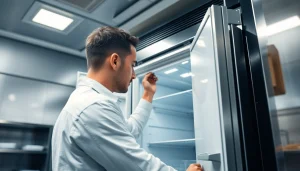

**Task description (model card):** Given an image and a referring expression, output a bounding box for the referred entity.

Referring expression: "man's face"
[116,45,137,93]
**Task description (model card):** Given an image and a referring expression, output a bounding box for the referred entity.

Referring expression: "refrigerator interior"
[133,6,241,171]
[135,59,196,171]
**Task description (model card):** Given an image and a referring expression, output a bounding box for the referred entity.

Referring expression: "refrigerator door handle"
[197,153,221,162]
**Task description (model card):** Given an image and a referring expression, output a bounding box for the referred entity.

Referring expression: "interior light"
[32,9,73,30]
[265,16,300,36]
[182,61,189,65]
[180,72,194,78]
[164,68,178,74]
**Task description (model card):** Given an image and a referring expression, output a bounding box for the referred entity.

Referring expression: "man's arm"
[125,73,158,138]
[72,100,176,171]
[126,98,152,139]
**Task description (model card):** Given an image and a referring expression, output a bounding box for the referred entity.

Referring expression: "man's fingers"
[153,75,158,81]
[150,75,158,81]
[193,163,203,170]
[198,164,204,171]
[144,72,158,83]
[143,72,153,80]
[193,164,201,167]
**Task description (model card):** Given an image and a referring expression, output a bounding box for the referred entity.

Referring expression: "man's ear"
[109,53,121,71]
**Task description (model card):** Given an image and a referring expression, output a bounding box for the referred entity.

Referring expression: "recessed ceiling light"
[182,61,189,65]
[32,9,74,31]
[180,72,194,78]
[265,16,300,36]
[164,68,178,74]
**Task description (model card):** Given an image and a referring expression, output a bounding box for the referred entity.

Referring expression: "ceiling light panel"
[22,2,83,34]
[33,9,74,30]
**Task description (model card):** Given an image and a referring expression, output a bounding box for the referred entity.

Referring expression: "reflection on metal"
[196,40,206,47]
[8,94,16,102]
[201,79,208,83]
[264,16,300,36]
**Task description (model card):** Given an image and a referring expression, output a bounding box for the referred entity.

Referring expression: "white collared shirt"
[51,77,176,171]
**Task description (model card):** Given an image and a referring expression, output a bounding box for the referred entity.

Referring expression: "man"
[52,26,203,171]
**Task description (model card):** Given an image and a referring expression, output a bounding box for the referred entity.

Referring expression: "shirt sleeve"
[71,100,176,171]
[126,99,152,139]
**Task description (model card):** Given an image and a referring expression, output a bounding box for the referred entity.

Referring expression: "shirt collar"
[77,76,119,103]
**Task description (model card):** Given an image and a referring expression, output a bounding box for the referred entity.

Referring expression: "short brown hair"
[85,26,139,70]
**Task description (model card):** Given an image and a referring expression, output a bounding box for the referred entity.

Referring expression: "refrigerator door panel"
[190,6,241,171]
[191,12,225,171]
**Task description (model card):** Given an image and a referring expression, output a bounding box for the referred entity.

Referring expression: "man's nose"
[132,70,136,79]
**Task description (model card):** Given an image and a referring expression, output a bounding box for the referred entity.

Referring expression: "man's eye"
[132,62,137,67]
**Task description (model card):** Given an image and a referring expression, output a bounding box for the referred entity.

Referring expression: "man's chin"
[116,88,128,94]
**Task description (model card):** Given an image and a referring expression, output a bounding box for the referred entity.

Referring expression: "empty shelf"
[0,149,47,154]
[149,139,195,148]
[0,120,52,128]
[153,89,193,109]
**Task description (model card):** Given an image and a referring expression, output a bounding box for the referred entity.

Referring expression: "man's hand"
[142,72,158,103]
[186,163,204,171]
